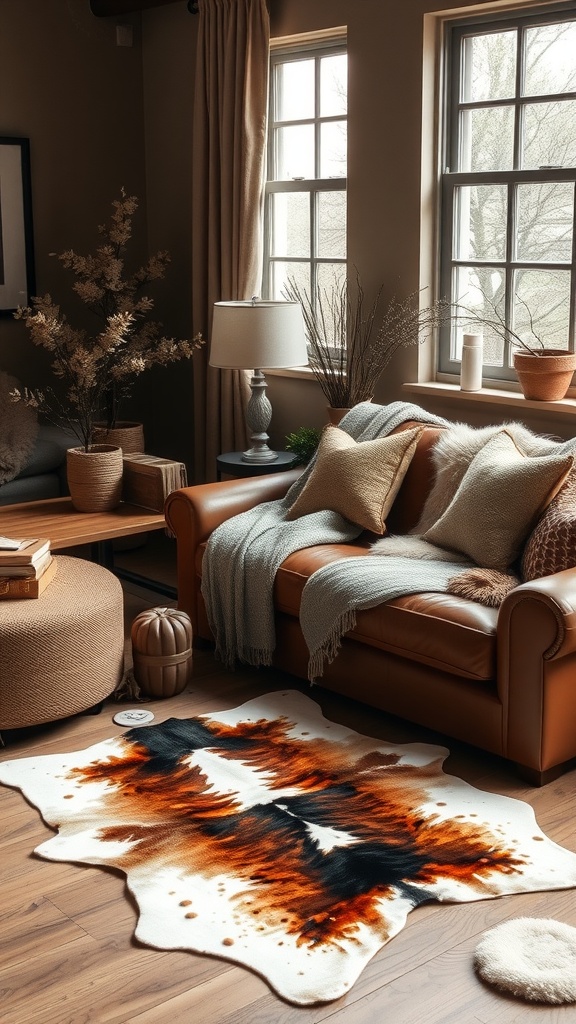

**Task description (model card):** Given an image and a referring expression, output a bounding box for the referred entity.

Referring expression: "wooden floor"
[2,537,576,1023]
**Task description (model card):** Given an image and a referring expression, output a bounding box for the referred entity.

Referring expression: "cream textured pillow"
[286,424,423,534]
[423,430,573,571]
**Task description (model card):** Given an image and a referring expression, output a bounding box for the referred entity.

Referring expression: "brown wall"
[0,0,147,392]
[1,0,573,480]
[137,1,197,463]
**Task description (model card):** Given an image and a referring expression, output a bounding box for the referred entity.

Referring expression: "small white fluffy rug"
[474,917,576,1004]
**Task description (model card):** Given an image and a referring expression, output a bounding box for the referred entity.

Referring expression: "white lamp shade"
[210,300,308,370]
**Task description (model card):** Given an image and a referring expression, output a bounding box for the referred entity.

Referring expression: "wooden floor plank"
[124,966,269,1024]
[2,579,576,1023]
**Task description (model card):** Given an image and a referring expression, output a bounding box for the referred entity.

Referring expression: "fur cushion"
[446,567,519,607]
[286,424,423,535]
[0,371,39,485]
[414,421,562,535]
[423,430,573,571]
[522,472,576,581]
[474,918,576,1004]
[369,534,469,562]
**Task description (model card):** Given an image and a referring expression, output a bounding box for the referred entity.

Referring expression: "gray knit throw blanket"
[202,400,474,678]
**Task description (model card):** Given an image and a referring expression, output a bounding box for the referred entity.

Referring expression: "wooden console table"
[0,497,175,597]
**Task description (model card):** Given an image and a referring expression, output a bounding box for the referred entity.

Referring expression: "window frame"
[437,4,576,381]
[262,36,347,306]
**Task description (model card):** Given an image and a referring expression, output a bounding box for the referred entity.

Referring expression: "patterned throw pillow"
[522,473,576,581]
[286,424,423,534]
[423,430,573,571]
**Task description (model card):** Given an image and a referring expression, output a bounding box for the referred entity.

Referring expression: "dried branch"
[283,274,450,406]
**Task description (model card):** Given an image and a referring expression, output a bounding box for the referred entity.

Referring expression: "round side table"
[216,451,297,480]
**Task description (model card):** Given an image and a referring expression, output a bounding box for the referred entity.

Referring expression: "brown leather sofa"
[165,424,576,785]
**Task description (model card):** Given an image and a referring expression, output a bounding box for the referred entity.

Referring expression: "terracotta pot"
[92,420,145,454]
[327,406,351,425]
[513,350,576,401]
[327,398,373,426]
[66,444,123,512]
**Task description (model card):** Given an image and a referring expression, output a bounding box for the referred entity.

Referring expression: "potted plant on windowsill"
[458,295,576,402]
[283,273,450,421]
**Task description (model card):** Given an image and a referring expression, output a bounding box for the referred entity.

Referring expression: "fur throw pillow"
[413,421,560,535]
[0,371,39,485]
[369,534,470,562]
[446,567,519,608]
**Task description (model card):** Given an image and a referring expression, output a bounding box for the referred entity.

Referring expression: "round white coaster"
[113,709,155,727]
[474,917,576,1004]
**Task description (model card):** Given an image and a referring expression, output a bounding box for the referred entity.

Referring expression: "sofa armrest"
[497,568,576,771]
[164,469,301,628]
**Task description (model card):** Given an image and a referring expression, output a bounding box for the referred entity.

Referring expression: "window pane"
[275,59,314,121]
[317,191,346,258]
[270,193,310,258]
[523,100,576,168]
[316,263,347,344]
[524,22,576,97]
[454,265,506,366]
[275,124,314,180]
[320,54,347,116]
[459,106,514,171]
[513,269,571,350]
[454,184,507,260]
[320,121,347,177]
[273,261,310,302]
[516,182,574,262]
[461,31,516,102]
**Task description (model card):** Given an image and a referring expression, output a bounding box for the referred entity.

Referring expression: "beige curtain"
[191,0,270,482]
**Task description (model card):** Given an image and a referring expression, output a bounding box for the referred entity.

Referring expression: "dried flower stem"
[14,191,205,448]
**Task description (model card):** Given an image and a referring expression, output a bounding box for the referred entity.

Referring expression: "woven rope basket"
[93,421,145,455]
[131,607,193,698]
[0,555,124,730]
[66,444,123,512]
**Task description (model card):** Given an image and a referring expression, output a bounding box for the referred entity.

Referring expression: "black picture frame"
[0,136,35,313]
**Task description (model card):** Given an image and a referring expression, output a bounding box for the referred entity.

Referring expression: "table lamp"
[210,299,308,463]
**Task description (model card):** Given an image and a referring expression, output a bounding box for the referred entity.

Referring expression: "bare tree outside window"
[263,41,347,352]
[439,10,576,380]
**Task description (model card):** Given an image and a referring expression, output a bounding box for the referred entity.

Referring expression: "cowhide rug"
[2,690,576,1005]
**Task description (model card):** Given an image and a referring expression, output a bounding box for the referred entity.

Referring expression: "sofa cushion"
[522,472,576,581]
[286,424,423,534]
[17,424,76,478]
[424,430,573,571]
[273,543,497,681]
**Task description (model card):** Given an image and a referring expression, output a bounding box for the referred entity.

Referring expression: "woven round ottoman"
[0,555,124,730]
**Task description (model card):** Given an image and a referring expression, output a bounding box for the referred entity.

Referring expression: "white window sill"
[402,380,576,419]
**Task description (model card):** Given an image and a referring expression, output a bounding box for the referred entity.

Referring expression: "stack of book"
[0,537,57,599]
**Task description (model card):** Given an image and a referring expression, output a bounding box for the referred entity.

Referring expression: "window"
[438,6,576,382]
[262,38,347,339]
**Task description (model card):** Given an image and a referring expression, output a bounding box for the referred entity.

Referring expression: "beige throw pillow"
[423,430,573,571]
[286,424,423,534]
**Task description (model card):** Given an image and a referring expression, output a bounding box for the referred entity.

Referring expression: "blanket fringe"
[216,644,274,671]
[308,608,357,682]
